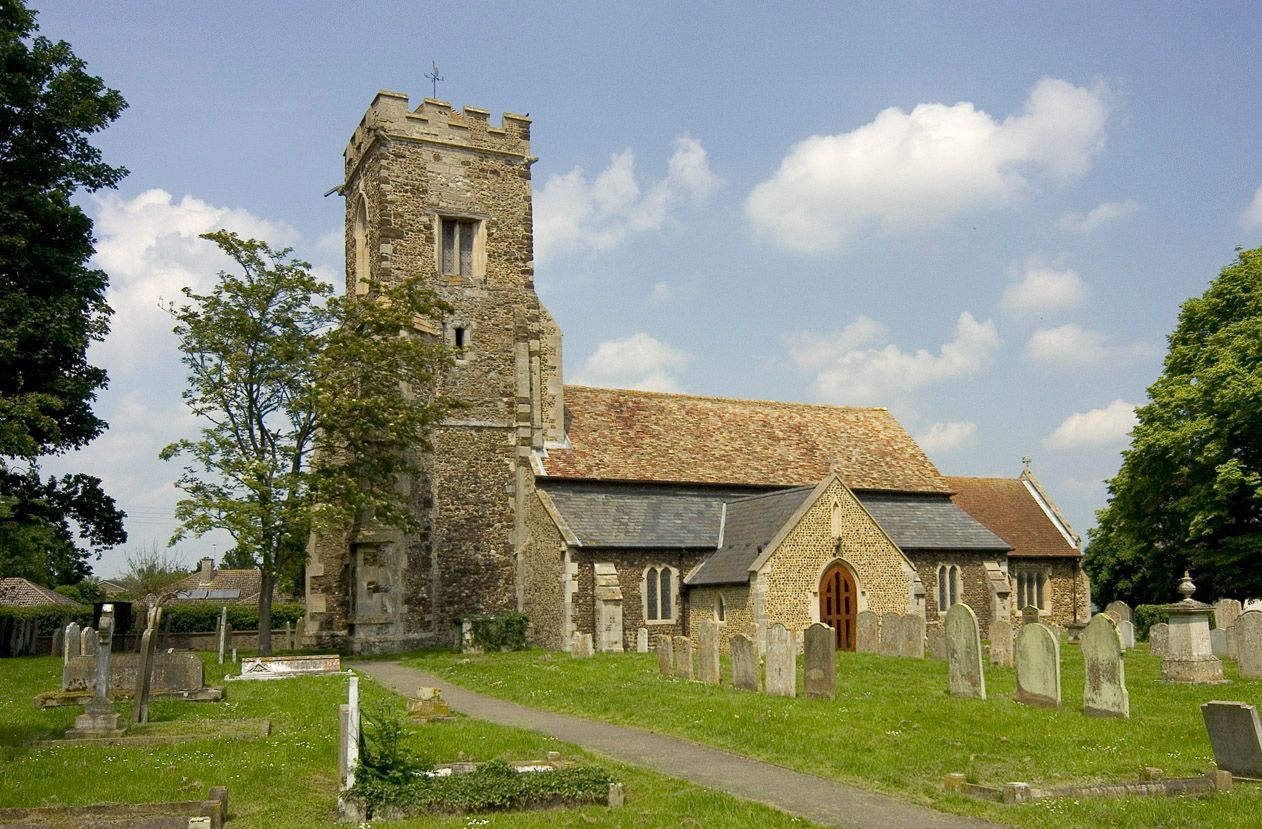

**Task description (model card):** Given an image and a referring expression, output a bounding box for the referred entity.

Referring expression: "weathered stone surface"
[1117,620,1136,650]
[569,633,593,659]
[856,611,880,654]
[945,604,985,700]
[1149,623,1170,658]
[899,614,925,659]
[696,621,720,685]
[655,635,673,675]
[672,636,694,680]
[1238,611,1262,680]
[1214,599,1243,632]
[63,651,205,695]
[1105,600,1132,624]
[1228,623,1240,661]
[1202,701,1262,779]
[593,562,624,653]
[1015,622,1060,708]
[130,628,157,726]
[636,628,649,653]
[63,622,80,661]
[879,612,902,657]
[926,625,946,660]
[1210,628,1228,658]
[730,633,760,691]
[235,654,344,679]
[765,623,796,698]
[81,627,97,658]
[1082,613,1129,718]
[1163,587,1224,683]
[803,623,835,699]
[989,619,1013,668]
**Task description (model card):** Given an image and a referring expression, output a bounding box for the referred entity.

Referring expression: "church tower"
[304,92,564,652]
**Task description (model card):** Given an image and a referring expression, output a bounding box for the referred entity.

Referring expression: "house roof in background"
[947,475,1080,559]
[162,567,265,604]
[0,578,86,609]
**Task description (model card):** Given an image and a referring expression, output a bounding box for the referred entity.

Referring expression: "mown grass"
[404,642,1262,828]
[0,654,823,828]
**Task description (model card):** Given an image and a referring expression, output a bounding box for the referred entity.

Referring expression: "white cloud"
[746,77,1110,253]
[1024,324,1157,368]
[648,281,673,304]
[1044,400,1137,449]
[1056,199,1139,233]
[789,312,999,405]
[917,421,978,454]
[535,136,718,262]
[1000,260,1088,315]
[571,332,691,393]
[1241,184,1262,230]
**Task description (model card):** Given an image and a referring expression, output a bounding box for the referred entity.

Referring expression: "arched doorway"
[819,562,857,651]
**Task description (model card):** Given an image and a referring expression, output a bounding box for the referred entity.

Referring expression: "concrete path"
[351,661,999,829]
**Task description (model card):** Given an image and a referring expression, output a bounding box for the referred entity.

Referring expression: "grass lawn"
[404,642,1262,828]
[0,653,824,828]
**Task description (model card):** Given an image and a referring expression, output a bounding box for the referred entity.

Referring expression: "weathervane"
[425,61,445,99]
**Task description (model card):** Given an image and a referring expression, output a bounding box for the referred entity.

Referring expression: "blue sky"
[31,2,1262,577]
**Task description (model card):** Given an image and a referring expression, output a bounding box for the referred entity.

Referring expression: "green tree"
[0,0,128,582]
[118,542,188,600]
[162,231,454,654]
[1086,247,1262,604]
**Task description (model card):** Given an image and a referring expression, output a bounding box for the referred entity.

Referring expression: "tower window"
[441,218,477,276]
[454,326,466,349]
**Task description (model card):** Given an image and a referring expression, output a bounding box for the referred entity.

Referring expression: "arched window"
[1015,570,1050,612]
[353,199,369,296]
[937,564,962,613]
[716,594,726,623]
[643,566,676,623]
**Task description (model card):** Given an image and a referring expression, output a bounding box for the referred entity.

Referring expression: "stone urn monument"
[1161,572,1225,683]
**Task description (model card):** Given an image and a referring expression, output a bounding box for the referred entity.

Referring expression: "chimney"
[198,556,215,585]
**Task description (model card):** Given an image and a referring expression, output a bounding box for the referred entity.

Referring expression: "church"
[302,92,1091,654]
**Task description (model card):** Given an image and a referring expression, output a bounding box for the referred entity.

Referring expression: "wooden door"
[819,563,857,651]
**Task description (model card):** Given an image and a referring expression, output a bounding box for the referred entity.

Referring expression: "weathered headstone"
[1214,598,1243,632]
[926,625,946,660]
[672,636,694,680]
[130,627,157,725]
[64,622,81,661]
[989,619,1014,668]
[1117,619,1137,650]
[945,604,985,700]
[1021,605,1040,626]
[697,621,720,685]
[295,616,306,645]
[217,607,229,665]
[900,614,925,659]
[803,623,836,699]
[81,626,97,658]
[1082,613,1129,718]
[1238,611,1262,680]
[856,611,880,654]
[570,632,593,658]
[66,606,123,738]
[879,612,902,656]
[765,623,796,697]
[730,633,760,691]
[344,674,360,790]
[1210,628,1228,658]
[1105,600,1132,624]
[63,650,207,695]
[655,634,673,675]
[50,625,64,659]
[284,621,293,650]
[1201,701,1262,779]
[1228,623,1240,661]
[1015,622,1061,708]
[1149,622,1170,658]
[636,627,649,653]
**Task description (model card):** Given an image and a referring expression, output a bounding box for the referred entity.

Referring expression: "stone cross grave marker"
[636,627,649,653]
[66,606,122,738]
[1149,622,1170,658]
[926,625,946,660]
[1215,599,1243,632]
[765,623,797,697]
[945,604,985,700]
[655,635,673,675]
[856,611,880,654]
[989,619,1014,668]
[1082,613,1129,718]
[697,621,721,685]
[1117,619,1137,650]
[1201,701,1262,779]
[1021,606,1040,626]
[878,612,902,656]
[730,633,760,691]
[217,606,229,664]
[900,614,925,659]
[803,623,836,699]
[1015,622,1061,708]
[672,636,694,680]
[1105,600,1132,624]
[1237,611,1262,680]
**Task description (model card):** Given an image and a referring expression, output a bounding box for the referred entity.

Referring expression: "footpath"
[351,660,999,829]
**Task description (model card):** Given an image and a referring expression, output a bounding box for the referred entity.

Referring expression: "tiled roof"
[686,488,815,586]
[0,578,85,609]
[161,567,266,604]
[946,476,1080,559]
[859,494,1011,552]
[541,386,950,493]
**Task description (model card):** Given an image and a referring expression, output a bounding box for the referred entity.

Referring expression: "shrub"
[130,601,305,632]
[454,612,529,651]
[0,603,91,635]
[1134,604,1169,641]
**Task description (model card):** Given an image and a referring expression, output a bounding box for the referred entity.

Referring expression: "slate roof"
[0,578,85,609]
[858,494,1011,552]
[541,386,950,494]
[947,476,1080,558]
[686,488,815,586]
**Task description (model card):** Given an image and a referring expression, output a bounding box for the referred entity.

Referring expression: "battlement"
[345,90,531,173]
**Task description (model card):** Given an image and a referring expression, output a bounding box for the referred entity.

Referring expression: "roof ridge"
[726,486,815,504]
[562,384,889,413]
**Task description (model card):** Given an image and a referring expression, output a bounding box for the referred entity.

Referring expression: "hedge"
[133,601,305,633]
[0,604,91,635]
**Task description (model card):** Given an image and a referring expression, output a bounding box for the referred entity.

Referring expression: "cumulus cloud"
[746,77,1109,253]
[535,136,718,262]
[1044,400,1137,449]
[1241,185,1262,230]
[789,312,999,405]
[1056,199,1139,233]
[1024,324,1157,368]
[1000,260,1088,316]
[571,332,691,393]
[916,421,978,454]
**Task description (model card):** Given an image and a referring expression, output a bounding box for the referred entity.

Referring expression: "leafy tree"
[54,576,103,606]
[119,542,188,600]
[1086,247,1262,604]
[162,231,454,654]
[0,0,128,581]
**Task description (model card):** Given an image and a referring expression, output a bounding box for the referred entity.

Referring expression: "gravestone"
[1021,605,1040,626]
[879,612,902,656]
[900,614,925,659]
[344,674,360,790]
[1201,701,1262,779]
[765,623,796,698]
[1228,624,1240,661]
[1082,613,1129,718]
[1162,573,1224,683]
[926,625,946,659]
[656,635,673,675]
[131,627,157,725]
[856,611,880,654]
[1238,611,1262,680]
[1117,619,1137,650]
[63,650,206,695]
[1149,622,1170,658]
[284,621,293,650]
[407,686,451,721]
[1105,600,1132,624]
[66,606,123,738]
[295,616,306,644]
[672,636,694,680]
[636,627,649,653]
[697,621,721,685]
[1210,628,1228,658]
[945,604,985,700]
[81,626,97,658]
[217,607,229,664]
[50,625,64,659]
[571,632,594,658]
[730,633,760,691]
[989,619,1014,668]
[1015,622,1061,708]
[64,622,81,661]
[1214,598,1243,632]
[803,623,836,699]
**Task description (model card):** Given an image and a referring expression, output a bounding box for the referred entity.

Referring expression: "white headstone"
[636,627,649,653]
[1117,619,1137,650]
